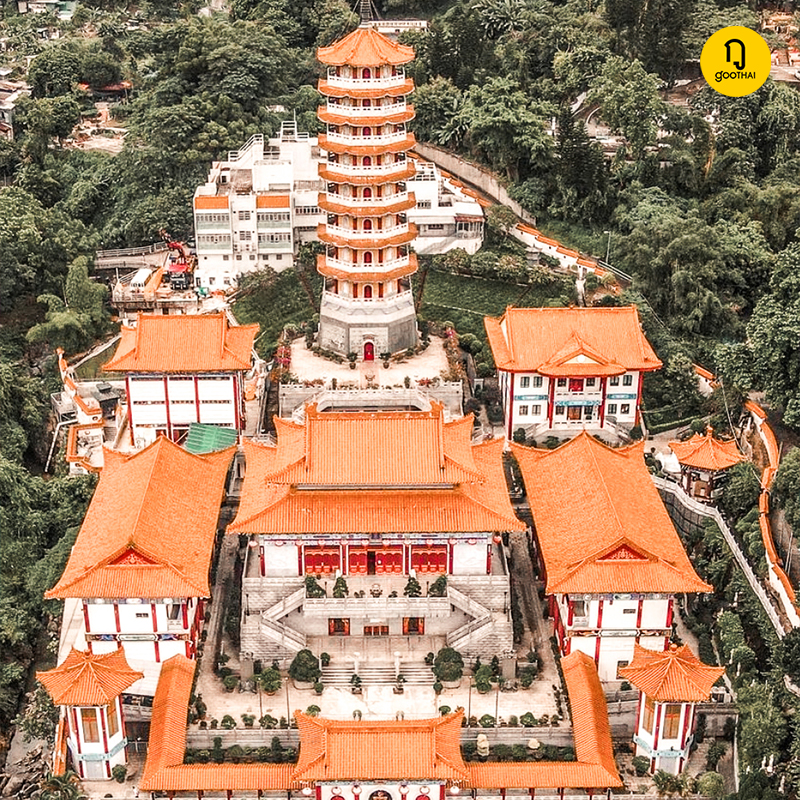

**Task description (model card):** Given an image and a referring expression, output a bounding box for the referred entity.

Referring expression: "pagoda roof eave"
[319,164,417,184]
[317,254,417,282]
[318,107,416,126]
[317,223,418,249]
[319,79,414,98]
[318,193,416,216]
[319,133,416,156]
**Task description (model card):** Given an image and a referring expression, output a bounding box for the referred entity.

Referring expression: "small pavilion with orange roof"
[668,426,745,501]
[38,648,143,781]
[620,643,725,774]
[513,432,710,682]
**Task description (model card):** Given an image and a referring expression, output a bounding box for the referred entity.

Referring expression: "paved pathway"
[290,337,449,386]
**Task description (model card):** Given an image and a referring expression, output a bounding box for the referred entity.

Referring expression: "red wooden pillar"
[163,377,172,439]
[194,376,202,423]
[635,371,644,424]
[598,377,607,427]
[547,377,556,428]
[507,372,515,440]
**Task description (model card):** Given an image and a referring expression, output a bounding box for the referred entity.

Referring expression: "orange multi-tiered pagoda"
[316,26,419,359]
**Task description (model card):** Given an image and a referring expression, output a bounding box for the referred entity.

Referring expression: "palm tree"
[39,771,87,800]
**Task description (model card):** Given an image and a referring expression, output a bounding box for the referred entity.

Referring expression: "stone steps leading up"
[321,663,434,686]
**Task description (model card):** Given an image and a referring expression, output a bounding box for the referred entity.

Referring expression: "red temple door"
[364,341,375,361]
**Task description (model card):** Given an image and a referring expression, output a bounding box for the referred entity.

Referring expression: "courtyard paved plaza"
[290,336,450,386]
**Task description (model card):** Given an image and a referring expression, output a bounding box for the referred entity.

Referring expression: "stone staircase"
[321,662,434,686]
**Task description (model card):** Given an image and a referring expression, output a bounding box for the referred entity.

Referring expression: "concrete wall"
[413,142,536,225]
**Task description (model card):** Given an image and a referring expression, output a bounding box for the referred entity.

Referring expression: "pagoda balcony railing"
[325,130,408,145]
[325,74,406,89]
[322,192,411,209]
[323,255,411,273]
[322,289,414,304]
[325,223,409,239]
[325,161,409,176]
[327,101,407,115]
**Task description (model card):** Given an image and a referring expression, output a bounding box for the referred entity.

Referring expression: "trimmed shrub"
[289,649,321,683]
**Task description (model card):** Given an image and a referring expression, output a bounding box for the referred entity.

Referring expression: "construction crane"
[159,229,197,291]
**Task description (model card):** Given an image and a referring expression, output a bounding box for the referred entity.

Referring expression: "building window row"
[295,206,320,215]
[196,213,229,224]
[519,376,543,389]
[238,210,251,221]
[258,233,292,243]
[197,234,231,245]
[517,404,542,416]
[258,212,291,222]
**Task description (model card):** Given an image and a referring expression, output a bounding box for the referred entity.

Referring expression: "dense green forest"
[2,0,800,785]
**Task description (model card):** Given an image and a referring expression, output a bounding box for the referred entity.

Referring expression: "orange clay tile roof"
[38,648,143,706]
[318,133,416,156]
[669,426,745,471]
[319,78,414,98]
[256,194,290,208]
[103,311,257,373]
[317,26,415,66]
[318,107,416,126]
[619,644,725,702]
[294,711,469,781]
[46,438,234,600]
[142,653,621,792]
[317,256,417,283]
[485,306,661,375]
[318,193,416,216]
[140,656,294,793]
[319,163,418,184]
[318,223,418,249]
[229,404,524,535]
[194,195,229,209]
[512,433,711,595]
[469,651,621,790]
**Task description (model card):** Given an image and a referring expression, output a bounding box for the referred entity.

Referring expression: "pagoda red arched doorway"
[364,341,375,361]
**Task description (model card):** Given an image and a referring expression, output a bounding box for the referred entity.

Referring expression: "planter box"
[293,680,315,690]
[441,679,462,689]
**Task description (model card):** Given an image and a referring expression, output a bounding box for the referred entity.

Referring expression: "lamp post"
[603,230,612,264]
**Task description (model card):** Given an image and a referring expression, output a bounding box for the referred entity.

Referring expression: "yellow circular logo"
[700,26,771,97]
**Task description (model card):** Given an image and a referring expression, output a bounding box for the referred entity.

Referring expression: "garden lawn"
[232,269,322,357]
[420,270,569,344]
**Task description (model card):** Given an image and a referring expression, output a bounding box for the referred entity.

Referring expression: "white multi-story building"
[192,125,484,290]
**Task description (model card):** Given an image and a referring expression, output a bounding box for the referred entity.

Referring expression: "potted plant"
[314,681,324,695]
[393,674,406,694]
[242,714,256,728]
[433,647,464,688]
[332,576,349,598]
[289,649,321,689]
[350,674,362,694]
[380,352,391,368]
[403,576,422,597]
[320,652,331,667]
[306,705,321,717]
[223,674,239,693]
[475,664,493,693]
[428,575,447,597]
[348,352,357,369]
[259,666,282,695]
[305,575,326,598]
